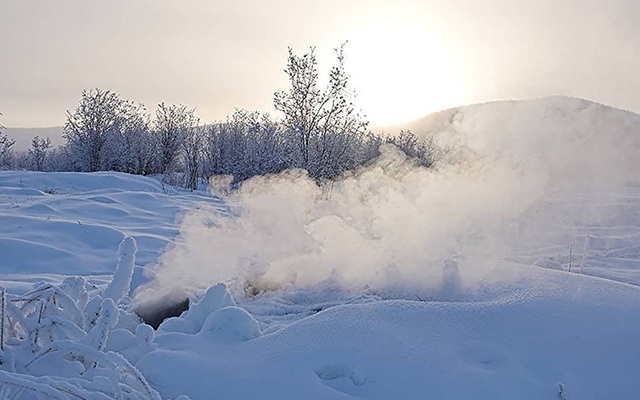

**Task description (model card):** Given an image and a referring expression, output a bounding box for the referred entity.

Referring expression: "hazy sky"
[1,0,639,127]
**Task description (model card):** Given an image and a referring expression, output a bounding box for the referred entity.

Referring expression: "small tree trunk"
[0,286,5,352]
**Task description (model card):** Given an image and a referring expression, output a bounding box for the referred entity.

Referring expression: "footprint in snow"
[315,364,370,396]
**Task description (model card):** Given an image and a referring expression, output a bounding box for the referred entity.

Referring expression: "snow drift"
[135,97,640,306]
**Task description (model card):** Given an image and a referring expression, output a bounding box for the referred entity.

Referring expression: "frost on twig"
[0,237,171,400]
[104,237,137,305]
[83,299,118,351]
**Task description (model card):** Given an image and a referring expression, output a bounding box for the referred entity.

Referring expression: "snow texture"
[1,97,639,399]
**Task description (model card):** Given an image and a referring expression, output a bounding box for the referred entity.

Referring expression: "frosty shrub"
[154,103,197,175]
[203,109,294,184]
[64,89,148,173]
[55,45,436,187]
[0,130,15,170]
[0,237,170,400]
[274,44,371,179]
[28,135,52,172]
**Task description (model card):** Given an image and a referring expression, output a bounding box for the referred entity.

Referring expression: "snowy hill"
[398,96,640,142]
[1,96,640,399]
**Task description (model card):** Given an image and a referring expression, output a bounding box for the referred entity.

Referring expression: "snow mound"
[138,267,640,400]
[156,283,261,341]
[199,306,261,342]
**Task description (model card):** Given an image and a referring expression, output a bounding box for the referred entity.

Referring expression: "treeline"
[0,46,435,189]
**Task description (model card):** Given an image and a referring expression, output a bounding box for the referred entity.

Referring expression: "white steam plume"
[134,97,640,307]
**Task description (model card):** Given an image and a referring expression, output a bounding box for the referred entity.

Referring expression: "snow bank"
[0,171,223,289]
[0,171,165,195]
[138,267,640,400]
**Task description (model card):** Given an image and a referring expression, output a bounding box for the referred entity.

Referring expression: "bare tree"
[28,135,52,171]
[274,43,369,179]
[102,107,154,174]
[183,123,204,190]
[203,110,291,183]
[386,131,436,168]
[154,103,196,174]
[64,89,142,172]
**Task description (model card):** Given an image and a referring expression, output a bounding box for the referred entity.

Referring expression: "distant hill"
[377,96,640,141]
[372,95,640,192]
[2,126,65,151]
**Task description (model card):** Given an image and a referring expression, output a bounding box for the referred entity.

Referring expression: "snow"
[1,97,640,399]
[140,271,640,399]
[0,171,225,290]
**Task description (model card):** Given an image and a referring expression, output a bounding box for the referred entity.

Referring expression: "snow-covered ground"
[0,171,225,293]
[1,97,640,399]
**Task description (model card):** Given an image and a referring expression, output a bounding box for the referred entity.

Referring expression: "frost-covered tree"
[204,112,250,180]
[183,123,204,190]
[274,43,369,179]
[243,113,292,177]
[130,126,158,175]
[102,107,154,174]
[45,146,73,172]
[0,137,15,170]
[0,117,15,170]
[154,103,196,174]
[203,110,291,183]
[386,130,436,167]
[64,89,143,172]
[28,135,52,171]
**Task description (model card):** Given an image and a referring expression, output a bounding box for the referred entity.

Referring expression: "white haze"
[134,97,640,308]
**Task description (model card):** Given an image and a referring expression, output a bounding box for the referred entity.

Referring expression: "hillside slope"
[410,97,640,284]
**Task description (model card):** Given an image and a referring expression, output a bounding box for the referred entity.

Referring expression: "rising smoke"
[134,97,640,310]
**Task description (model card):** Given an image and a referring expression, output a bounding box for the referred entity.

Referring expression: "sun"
[346,22,466,127]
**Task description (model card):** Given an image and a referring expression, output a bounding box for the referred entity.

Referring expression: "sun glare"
[347,23,465,126]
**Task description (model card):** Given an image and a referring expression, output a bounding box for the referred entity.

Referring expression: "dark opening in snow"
[135,297,190,329]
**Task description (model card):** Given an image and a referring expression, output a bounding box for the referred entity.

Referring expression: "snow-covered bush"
[28,135,52,171]
[0,130,15,170]
[0,234,264,399]
[202,109,294,184]
[154,103,196,175]
[182,124,204,191]
[386,130,436,168]
[0,236,165,400]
